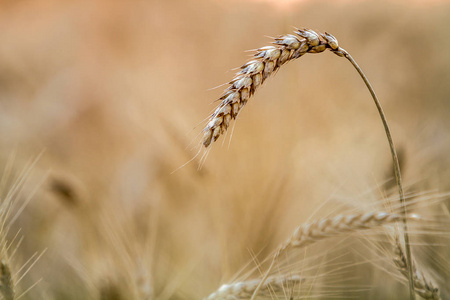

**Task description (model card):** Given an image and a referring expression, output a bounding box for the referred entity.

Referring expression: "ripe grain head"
[202,29,344,148]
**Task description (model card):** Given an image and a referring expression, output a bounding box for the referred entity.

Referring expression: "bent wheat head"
[202,29,343,147]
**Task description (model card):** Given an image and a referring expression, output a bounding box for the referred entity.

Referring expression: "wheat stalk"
[251,211,419,300]
[393,237,440,300]
[341,51,414,300]
[205,274,304,300]
[203,28,415,300]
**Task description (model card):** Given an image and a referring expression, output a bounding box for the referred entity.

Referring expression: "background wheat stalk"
[205,212,419,300]
[256,211,418,299]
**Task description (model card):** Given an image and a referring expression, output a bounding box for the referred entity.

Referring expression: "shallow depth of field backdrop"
[0,0,449,299]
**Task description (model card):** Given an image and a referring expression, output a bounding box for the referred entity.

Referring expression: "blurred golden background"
[0,0,449,299]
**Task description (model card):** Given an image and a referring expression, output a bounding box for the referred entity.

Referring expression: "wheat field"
[0,0,449,299]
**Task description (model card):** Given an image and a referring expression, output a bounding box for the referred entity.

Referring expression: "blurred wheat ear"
[277,212,416,252]
[0,260,14,300]
[201,28,415,300]
[205,275,304,300]
[393,236,441,300]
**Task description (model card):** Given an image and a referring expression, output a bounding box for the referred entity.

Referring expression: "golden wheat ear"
[202,28,341,148]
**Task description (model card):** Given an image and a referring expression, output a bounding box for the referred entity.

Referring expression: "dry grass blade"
[204,275,303,300]
[0,260,14,300]
[202,29,340,148]
[393,237,440,300]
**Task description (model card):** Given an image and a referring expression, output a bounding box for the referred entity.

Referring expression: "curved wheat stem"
[393,237,440,300]
[205,275,304,300]
[340,50,415,300]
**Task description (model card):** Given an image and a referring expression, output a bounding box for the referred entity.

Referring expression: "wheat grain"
[202,29,343,147]
[205,274,304,300]
[393,237,440,300]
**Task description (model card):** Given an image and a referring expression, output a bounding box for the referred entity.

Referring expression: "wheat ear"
[279,212,415,253]
[0,260,14,300]
[205,275,304,300]
[393,237,440,300]
[339,50,415,300]
[202,28,339,148]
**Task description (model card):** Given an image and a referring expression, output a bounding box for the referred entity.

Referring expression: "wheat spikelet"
[0,260,14,300]
[393,237,440,300]
[202,29,343,147]
[205,274,304,300]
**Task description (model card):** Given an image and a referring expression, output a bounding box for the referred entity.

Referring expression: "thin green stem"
[341,49,415,300]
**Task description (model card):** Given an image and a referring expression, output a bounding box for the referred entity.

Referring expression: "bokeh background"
[0,0,449,299]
